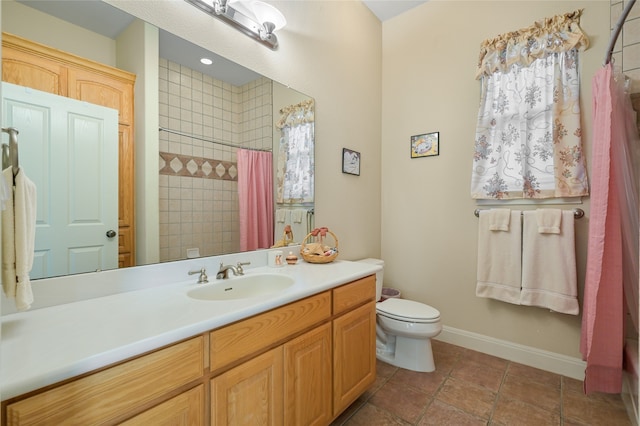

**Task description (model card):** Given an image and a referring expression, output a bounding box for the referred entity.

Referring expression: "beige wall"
[381,1,609,358]
[2,0,116,66]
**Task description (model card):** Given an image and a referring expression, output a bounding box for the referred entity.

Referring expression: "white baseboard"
[622,372,640,426]
[435,325,586,380]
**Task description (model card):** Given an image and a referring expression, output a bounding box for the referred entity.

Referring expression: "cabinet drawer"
[120,385,205,426]
[332,275,376,316]
[210,291,331,372]
[6,337,204,426]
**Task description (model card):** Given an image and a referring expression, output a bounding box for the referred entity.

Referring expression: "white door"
[2,82,119,278]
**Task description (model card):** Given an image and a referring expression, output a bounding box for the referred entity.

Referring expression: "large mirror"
[1,0,314,279]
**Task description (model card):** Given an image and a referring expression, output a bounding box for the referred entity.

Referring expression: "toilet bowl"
[358,258,442,372]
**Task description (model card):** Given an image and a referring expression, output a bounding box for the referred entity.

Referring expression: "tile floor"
[331,340,633,426]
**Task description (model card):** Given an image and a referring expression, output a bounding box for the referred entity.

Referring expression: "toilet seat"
[377,298,440,323]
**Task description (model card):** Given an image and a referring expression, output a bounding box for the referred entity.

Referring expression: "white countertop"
[1,259,380,400]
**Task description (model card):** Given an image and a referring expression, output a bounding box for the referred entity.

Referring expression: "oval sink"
[187,273,295,301]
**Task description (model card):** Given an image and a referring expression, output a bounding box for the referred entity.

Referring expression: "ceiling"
[362,0,428,21]
[15,0,427,85]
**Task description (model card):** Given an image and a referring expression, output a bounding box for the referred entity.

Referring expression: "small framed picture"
[411,132,439,158]
[342,148,360,176]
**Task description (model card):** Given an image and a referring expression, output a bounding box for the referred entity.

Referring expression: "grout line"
[486,360,512,425]
[560,376,565,426]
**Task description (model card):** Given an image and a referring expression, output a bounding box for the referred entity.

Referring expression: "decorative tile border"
[159,152,237,181]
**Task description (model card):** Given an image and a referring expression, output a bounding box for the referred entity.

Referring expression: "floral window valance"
[475,10,590,80]
[276,99,315,129]
[276,99,315,204]
[471,10,590,199]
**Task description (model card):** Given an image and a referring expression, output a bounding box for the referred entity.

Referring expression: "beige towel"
[1,167,36,311]
[476,209,522,304]
[275,208,286,223]
[489,208,511,231]
[536,208,562,234]
[521,210,579,315]
[291,209,305,223]
[2,168,16,299]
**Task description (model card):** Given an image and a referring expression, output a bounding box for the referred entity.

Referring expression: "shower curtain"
[237,149,274,252]
[581,63,640,394]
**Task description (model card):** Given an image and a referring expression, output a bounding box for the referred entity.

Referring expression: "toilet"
[358,258,442,372]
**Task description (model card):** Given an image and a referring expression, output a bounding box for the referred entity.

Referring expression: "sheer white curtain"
[471,10,590,199]
[275,100,314,204]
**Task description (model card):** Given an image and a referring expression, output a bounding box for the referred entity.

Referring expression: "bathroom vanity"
[1,259,379,425]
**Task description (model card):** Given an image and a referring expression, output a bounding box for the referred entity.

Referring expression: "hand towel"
[273,209,291,244]
[521,210,579,315]
[2,168,16,299]
[14,168,36,311]
[291,209,304,223]
[476,209,522,304]
[489,208,511,231]
[1,167,36,311]
[536,208,562,234]
[0,169,10,211]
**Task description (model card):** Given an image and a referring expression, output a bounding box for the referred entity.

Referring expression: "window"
[471,10,589,199]
[276,99,315,204]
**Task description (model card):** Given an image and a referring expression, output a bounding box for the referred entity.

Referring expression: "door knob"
[106,230,117,238]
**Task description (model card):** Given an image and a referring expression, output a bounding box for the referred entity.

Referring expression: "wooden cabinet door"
[211,347,283,425]
[120,385,205,426]
[1,42,67,95]
[284,323,332,426]
[332,301,376,416]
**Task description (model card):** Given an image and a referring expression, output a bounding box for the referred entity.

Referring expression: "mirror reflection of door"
[2,82,119,278]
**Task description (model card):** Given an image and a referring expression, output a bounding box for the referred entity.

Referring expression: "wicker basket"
[300,228,339,264]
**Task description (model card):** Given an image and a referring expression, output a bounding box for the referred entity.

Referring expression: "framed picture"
[411,131,439,158]
[342,148,361,176]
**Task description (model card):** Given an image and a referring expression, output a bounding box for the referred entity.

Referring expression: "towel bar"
[474,208,584,219]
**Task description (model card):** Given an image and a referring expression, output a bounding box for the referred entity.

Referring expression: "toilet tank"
[357,258,384,301]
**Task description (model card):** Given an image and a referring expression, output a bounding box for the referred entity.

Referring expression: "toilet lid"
[377,298,440,322]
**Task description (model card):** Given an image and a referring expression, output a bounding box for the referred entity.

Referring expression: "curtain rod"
[604,0,636,65]
[159,127,272,152]
[474,208,584,219]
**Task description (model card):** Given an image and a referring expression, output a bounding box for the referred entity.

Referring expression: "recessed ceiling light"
[200,57,213,65]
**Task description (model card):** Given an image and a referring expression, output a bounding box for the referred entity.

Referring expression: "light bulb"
[252,1,286,31]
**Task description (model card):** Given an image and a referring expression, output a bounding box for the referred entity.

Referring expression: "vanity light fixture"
[185,0,286,49]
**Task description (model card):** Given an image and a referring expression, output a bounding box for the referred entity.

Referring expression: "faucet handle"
[188,267,208,284]
[236,261,250,275]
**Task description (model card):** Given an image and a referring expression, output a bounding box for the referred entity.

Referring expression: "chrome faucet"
[216,261,250,279]
[188,267,208,284]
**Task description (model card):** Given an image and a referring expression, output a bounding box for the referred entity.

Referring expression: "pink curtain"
[237,149,274,252]
[612,76,640,335]
[580,63,627,394]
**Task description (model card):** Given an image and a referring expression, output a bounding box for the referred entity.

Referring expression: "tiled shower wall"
[158,58,273,262]
[611,0,640,89]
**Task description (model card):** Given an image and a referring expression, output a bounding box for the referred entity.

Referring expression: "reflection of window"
[470,10,589,200]
[276,100,314,203]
